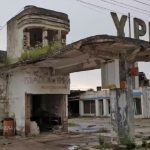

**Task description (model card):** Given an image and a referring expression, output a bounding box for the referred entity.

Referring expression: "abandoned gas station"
[0,5,150,144]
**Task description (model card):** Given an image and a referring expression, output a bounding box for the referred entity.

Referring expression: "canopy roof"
[2,35,150,74]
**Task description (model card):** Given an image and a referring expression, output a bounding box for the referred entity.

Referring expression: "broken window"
[134,98,142,115]
[84,100,95,114]
[99,100,103,116]
[61,30,67,45]
[107,99,111,114]
[29,28,42,47]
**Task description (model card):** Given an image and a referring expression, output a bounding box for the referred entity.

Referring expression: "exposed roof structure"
[1,35,150,73]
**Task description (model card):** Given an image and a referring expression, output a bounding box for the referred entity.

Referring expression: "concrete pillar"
[111,55,134,144]
[95,99,99,116]
[57,30,62,41]
[62,95,68,131]
[133,62,139,89]
[23,31,30,49]
[79,100,84,116]
[42,29,48,46]
[65,95,68,117]
[142,87,149,118]
[103,99,107,116]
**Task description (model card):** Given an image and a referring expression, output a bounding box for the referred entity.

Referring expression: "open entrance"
[107,99,111,115]
[29,28,42,47]
[25,94,66,134]
[68,90,85,117]
[47,30,58,43]
[134,98,142,115]
[68,100,79,117]
[99,100,103,116]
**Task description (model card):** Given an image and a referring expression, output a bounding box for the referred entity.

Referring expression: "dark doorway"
[29,28,42,47]
[99,100,103,116]
[68,100,79,117]
[134,98,142,115]
[26,94,64,133]
[47,30,58,43]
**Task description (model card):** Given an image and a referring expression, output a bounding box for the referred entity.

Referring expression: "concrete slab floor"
[0,118,150,150]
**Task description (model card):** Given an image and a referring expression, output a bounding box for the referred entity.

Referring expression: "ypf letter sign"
[111,12,148,39]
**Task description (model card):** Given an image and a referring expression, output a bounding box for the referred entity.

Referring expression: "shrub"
[4,57,12,65]
[98,135,112,149]
[19,41,62,61]
[142,140,147,147]
[123,136,136,149]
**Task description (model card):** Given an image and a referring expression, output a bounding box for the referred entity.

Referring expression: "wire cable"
[97,0,150,16]
[131,0,150,7]
[0,7,24,31]
[76,0,150,22]
[76,0,128,15]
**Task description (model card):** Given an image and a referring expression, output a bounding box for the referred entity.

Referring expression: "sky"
[0,0,150,90]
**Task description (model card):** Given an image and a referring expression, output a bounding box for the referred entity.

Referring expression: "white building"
[78,88,150,118]
[0,5,70,135]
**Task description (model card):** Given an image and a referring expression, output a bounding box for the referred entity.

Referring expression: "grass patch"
[123,136,136,150]
[4,57,12,65]
[96,134,112,149]
[19,41,62,61]
[98,128,110,133]
[68,122,80,127]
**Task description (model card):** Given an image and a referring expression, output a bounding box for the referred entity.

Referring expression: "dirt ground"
[1,118,150,150]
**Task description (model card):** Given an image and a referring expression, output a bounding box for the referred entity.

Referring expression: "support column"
[62,95,68,131]
[103,99,107,116]
[23,31,30,49]
[95,99,99,116]
[42,29,48,46]
[111,54,134,144]
[133,62,139,89]
[57,30,62,41]
[79,100,84,116]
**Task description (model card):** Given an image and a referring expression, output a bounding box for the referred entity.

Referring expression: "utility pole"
[128,13,131,38]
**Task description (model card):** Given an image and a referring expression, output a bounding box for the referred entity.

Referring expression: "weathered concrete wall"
[7,19,24,62]
[7,67,70,134]
[0,75,8,130]
[41,94,68,123]
[7,6,70,62]
[110,89,134,143]
[79,90,110,117]
[142,87,150,118]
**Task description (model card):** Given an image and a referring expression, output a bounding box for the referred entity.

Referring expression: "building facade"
[68,88,150,119]
[0,5,70,135]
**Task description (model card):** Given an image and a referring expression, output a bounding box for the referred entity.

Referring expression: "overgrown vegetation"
[98,128,110,133]
[123,136,136,149]
[68,122,80,127]
[4,57,12,66]
[140,139,150,148]
[19,41,62,61]
[95,134,112,149]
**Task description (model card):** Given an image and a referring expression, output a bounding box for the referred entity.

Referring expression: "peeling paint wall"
[141,87,150,118]
[41,95,67,118]
[110,89,134,143]
[0,75,8,130]
[7,6,70,62]
[7,67,70,134]
[7,19,24,62]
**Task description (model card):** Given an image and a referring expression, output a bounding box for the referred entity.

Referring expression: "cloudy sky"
[0,0,150,90]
